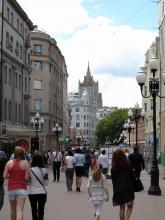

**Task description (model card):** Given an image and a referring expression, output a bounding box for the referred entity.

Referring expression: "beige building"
[0,0,33,150]
[141,39,161,167]
[30,28,68,150]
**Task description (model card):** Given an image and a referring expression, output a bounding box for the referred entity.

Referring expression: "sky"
[17,0,158,108]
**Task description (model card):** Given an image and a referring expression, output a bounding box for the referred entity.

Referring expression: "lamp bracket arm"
[141,91,151,98]
[157,93,165,98]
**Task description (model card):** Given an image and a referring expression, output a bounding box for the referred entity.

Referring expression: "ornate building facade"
[0,0,33,150]
[30,28,68,150]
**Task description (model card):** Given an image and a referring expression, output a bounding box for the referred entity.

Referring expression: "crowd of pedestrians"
[0,144,145,220]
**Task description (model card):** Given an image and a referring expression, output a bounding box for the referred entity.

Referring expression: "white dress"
[87,174,109,204]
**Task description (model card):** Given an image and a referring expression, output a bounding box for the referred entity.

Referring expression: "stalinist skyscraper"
[78,63,102,108]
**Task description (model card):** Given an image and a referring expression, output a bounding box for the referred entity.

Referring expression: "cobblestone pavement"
[0,167,165,220]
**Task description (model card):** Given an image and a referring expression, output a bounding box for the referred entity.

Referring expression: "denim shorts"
[8,189,28,200]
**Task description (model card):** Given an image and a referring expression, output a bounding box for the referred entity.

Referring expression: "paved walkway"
[0,168,165,220]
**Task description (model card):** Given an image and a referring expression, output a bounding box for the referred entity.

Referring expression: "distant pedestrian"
[42,151,49,168]
[87,163,109,220]
[97,150,109,175]
[74,148,85,192]
[128,146,145,178]
[61,151,66,172]
[91,152,97,170]
[111,149,135,220]
[65,150,74,191]
[51,149,62,182]
[3,146,30,220]
[28,154,48,220]
[84,149,91,178]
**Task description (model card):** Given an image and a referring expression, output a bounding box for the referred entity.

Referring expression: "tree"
[95,108,128,146]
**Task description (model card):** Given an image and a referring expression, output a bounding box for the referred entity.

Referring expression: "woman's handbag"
[133,178,144,192]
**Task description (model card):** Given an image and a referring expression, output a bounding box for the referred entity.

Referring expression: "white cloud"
[17,0,157,108]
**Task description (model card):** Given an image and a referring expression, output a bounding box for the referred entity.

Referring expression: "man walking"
[51,149,62,182]
[129,146,145,178]
[97,150,109,175]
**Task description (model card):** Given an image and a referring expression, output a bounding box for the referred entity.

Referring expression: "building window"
[11,12,14,24]
[20,23,23,35]
[20,45,22,60]
[25,77,27,92]
[6,32,9,49]
[15,41,19,57]
[34,80,42,89]
[144,86,147,96]
[76,108,80,112]
[144,103,147,112]
[33,44,42,54]
[4,66,7,83]
[10,35,13,52]
[9,68,11,85]
[32,61,43,71]
[76,122,80,128]
[76,115,80,120]
[17,19,19,32]
[7,7,9,21]
[8,101,11,121]
[25,49,27,66]
[15,73,18,88]
[4,99,7,120]
[19,75,21,90]
[34,99,42,111]
[150,99,153,110]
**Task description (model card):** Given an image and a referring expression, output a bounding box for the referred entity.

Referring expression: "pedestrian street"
[0,168,165,220]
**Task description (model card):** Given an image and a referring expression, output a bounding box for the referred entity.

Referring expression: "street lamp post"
[123,119,135,146]
[136,56,165,196]
[127,103,145,147]
[30,112,44,151]
[52,123,62,150]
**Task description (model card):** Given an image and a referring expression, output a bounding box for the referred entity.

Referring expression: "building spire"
[87,61,91,76]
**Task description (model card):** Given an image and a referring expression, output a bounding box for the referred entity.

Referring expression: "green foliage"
[95,108,128,146]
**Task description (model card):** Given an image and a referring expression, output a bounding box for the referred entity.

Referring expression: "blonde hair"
[14,146,25,160]
[92,163,103,181]
[123,147,129,153]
